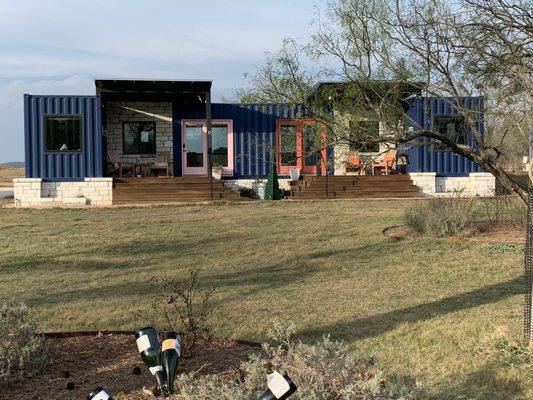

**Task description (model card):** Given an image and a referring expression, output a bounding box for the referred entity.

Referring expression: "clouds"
[0,76,95,163]
[0,0,326,162]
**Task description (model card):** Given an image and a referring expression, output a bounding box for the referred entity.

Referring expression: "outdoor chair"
[107,150,135,178]
[372,149,397,175]
[346,152,365,175]
[150,151,171,177]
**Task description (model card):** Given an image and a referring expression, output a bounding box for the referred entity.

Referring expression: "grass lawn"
[0,167,23,187]
[0,200,530,399]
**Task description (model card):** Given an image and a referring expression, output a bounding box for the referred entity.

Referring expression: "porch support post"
[206,90,213,199]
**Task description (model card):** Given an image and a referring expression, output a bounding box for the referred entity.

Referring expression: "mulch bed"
[1,333,260,400]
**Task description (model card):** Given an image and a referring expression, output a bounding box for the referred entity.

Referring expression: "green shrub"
[176,323,419,399]
[0,302,50,385]
[405,196,474,237]
[476,195,527,228]
[405,194,527,237]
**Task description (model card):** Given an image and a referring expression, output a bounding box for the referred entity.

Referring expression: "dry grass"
[0,200,530,399]
[0,167,24,187]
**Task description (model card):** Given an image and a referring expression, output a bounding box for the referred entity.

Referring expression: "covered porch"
[98,79,228,180]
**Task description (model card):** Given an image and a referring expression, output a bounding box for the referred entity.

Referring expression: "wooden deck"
[112,177,243,205]
[288,175,420,199]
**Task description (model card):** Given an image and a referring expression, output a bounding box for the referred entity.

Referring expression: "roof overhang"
[95,79,212,103]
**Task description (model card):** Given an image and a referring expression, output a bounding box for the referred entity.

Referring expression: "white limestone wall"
[13,178,113,208]
[409,173,437,196]
[409,172,495,197]
[105,101,173,165]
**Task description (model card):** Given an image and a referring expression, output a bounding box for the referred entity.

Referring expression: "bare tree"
[235,0,532,202]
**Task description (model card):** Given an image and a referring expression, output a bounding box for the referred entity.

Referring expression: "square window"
[45,116,82,152]
[122,122,156,154]
[348,120,380,152]
[434,116,467,145]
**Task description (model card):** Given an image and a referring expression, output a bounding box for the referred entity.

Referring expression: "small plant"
[483,243,525,254]
[239,187,256,199]
[151,267,216,358]
[0,302,50,386]
[493,336,532,368]
[176,322,420,399]
[477,329,532,369]
[477,195,527,229]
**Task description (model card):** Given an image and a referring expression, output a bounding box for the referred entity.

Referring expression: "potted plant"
[212,165,224,180]
[289,167,300,181]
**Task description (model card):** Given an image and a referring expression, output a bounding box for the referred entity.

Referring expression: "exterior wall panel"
[405,97,483,176]
[172,103,313,178]
[23,95,103,181]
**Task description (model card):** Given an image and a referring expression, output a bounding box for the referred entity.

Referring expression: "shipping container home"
[14,79,495,207]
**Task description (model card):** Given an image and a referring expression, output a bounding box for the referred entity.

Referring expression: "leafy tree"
[235,0,532,202]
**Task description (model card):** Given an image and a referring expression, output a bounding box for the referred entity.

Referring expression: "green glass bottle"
[135,327,164,390]
[161,331,181,394]
[87,386,114,400]
[259,372,297,400]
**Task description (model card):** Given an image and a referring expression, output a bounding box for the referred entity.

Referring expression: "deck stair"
[113,177,243,205]
[288,175,420,199]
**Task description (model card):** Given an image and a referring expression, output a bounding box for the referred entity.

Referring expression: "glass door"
[182,122,208,175]
[276,119,326,175]
[277,123,299,174]
[302,123,321,174]
[181,120,234,176]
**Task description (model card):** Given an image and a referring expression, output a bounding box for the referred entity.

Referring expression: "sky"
[0,0,327,163]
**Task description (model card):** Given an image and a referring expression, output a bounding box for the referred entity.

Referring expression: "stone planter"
[289,167,300,181]
[212,168,223,180]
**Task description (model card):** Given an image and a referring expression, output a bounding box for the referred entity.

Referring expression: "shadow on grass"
[296,277,523,341]
[432,360,525,400]
[22,257,325,308]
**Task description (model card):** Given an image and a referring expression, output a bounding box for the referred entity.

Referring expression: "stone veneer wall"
[106,101,173,166]
[13,178,113,207]
[409,172,495,197]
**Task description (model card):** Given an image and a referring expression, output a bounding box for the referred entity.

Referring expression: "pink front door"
[182,121,208,175]
[181,120,234,177]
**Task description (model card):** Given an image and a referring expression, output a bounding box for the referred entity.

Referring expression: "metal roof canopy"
[95,79,212,103]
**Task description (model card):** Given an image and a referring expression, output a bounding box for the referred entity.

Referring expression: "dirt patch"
[382,225,416,241]
[466,222,525,244]
[1,334,260,400]
[415,222,525,245]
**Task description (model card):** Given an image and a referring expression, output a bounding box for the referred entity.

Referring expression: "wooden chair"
[372,149,397,175]
[346,152,365,175]
[107,150,135,178]
[150,151,171,177]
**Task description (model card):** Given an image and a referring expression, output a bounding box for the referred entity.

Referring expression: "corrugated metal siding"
[24,95,103,181]
[405,97,483,176]
[173,103,313,178]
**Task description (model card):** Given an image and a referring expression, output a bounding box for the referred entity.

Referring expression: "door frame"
[276,118,327,175]
[181,119,234,176]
